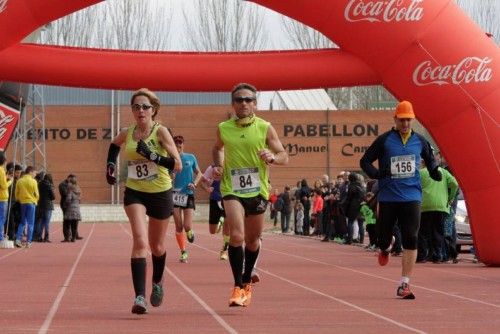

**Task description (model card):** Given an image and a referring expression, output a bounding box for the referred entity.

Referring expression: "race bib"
[173,189,188,207]
[230,167,260,194]
[390,155,416,179]
[127,160,158,180]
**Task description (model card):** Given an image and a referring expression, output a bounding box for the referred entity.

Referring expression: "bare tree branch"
[182,0,268,51]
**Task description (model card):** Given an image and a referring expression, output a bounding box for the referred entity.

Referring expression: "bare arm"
[258,125,289,165]
[111,128,128,147]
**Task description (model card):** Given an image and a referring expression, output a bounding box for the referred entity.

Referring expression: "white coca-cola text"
[412,57,493,86]
[0,0,8,14]
[345,0,424,23]
[0,112,15,140]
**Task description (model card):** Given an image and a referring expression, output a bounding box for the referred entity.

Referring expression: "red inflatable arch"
[0,0,498,264]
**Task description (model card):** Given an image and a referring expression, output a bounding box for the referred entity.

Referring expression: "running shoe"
[243,284,252,306]
[250,271,260,284]
[396,283,415,299]
[228,286,246,307]
[25,242,32,248]
[216,217,224,234]
[378,236,395,266]
[150,282,164,307]
[186,230,195,243]
[131,295,148,314]
[179,250,188,263]
[14,240,22,248]
[219,250,229,261]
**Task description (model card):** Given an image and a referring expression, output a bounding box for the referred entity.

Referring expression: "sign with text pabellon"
[0,102,20,151]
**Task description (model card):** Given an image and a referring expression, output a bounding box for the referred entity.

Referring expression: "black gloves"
[136,139,175,170]
[429,167,442,181]
[106,163,116,185]
[136,139,157,162]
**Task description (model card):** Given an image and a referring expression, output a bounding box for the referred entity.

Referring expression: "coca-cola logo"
[345,0,424,23]
[412,57,493,86]
[0,0,8,14]
[0,111,15,140]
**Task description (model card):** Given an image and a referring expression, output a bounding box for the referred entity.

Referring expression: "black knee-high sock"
[228,245,244,288]
[242,247,260,284]
[131,258,147,297]
[152,252,166,284]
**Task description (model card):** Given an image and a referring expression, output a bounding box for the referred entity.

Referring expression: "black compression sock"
[152,252,166,284]
[228,245,244,288]
[242,247,260,284]
[131,258,147,297]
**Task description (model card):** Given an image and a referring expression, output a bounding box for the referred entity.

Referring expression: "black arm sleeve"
[360,131,390,179]
[107,143,121,165]
[156,155,175,171]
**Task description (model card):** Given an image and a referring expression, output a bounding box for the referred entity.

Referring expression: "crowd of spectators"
[269,153,465,264]
[0,155,82,247]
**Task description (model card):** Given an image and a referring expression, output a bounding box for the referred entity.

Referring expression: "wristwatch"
[149,152,158,162]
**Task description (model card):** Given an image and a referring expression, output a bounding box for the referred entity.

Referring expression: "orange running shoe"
[228,286,246,307]
[378,236,395,266]
[243,284,252,306]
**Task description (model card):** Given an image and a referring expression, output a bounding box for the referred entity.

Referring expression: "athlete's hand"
[258,149,275,164]
[106,163,116,185]
[136,139,155,161]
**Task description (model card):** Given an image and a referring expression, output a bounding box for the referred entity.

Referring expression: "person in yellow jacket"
[0,152,13,241]
[14,166,39,248]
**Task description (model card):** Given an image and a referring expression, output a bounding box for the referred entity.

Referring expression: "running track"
[1,222,499,333]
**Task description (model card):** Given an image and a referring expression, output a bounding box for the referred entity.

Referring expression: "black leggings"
[378,201,420,251]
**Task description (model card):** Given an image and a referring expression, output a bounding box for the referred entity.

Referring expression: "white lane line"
[0,248,23,260]
[259,267,427,334]
[0,227,63,261]
[167,268,238,334]
[189,242,427,334]
[265,247,500,309]
[38,224,95,334]
[119,223,238,334]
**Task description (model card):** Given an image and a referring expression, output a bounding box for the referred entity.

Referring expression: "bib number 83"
[135,164,149,178]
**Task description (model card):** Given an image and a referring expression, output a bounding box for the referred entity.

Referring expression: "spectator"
[0,153,12,241]
[417,159,458,263]
[6,163,22,241]
[311,188,324,236]
[37,173,55,242]
[58,174,73,242]
[279,186,292,233]
[14,166,39,248]
[343,172,365,245]
[296,202,304,235]
[298,179,312,235]
[64,175,81,243]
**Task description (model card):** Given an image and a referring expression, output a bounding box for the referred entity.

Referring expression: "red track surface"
[1,222,499,334]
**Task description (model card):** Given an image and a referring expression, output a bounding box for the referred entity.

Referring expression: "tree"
[41,0,173,51]
[456,0,500,45]
[182,0,268,51]
[279,15,396,110]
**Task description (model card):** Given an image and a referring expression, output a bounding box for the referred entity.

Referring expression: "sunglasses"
[233,96,256,104]
[131,103,153,111]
